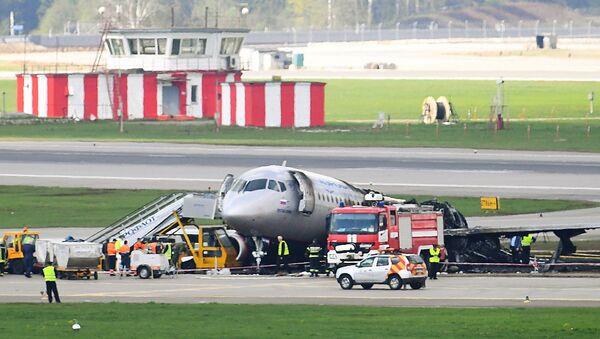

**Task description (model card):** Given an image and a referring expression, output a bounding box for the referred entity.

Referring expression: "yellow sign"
[480,197,500,210]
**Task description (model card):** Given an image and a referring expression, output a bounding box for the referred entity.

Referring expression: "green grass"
[0,186,178,228]
[2,78,599,121]
[325,79,600,121]
[0,79,16,113]
[406,195,600,217]
[0,303,598,338]
[1,120,599,152]
[0,186,597,228]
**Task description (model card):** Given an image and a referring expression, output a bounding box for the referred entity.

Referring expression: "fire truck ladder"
[86,192,187,243]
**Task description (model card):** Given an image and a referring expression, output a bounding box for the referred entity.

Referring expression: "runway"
[1,141,600,201]
[0,274,598,307]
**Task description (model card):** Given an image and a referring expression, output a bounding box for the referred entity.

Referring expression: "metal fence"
[2,21,600,48]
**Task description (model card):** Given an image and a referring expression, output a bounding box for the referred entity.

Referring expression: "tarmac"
[1,273,599,307]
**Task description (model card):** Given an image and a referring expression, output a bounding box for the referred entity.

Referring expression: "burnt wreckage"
[418,200,600,272]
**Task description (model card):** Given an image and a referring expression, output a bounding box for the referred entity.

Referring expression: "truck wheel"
[360,284,374,290]
[153,272,162,279]
[10,259,24,275]
[388,275,402,290]
[137,266,152,279]
[409,281,424,290]
[338,274,354,290]
[93,271,98,280]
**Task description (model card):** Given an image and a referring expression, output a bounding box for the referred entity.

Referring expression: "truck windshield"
[329,213,378,234]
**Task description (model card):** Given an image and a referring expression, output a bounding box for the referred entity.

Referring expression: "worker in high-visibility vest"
[107,239,117,276]
[428,245,441,280]
[163,242,173,266]
[22,234,36,278]
[305,239,322,277]
[0,242,6,276]
[42,262,61,303]
[521,234,536,264]
[133,238,146,251]
[276,235,290,274]
[118,240,132,276]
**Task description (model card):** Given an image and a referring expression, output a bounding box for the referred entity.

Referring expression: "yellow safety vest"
[164,243,172,260]
[22,236,35,245]
[115,239,122,251]
[43,266,57,282]
[429,247,441,263]
[278,240,289,256]
[522,234,533,247]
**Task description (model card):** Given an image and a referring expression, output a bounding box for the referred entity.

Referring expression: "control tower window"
[127,39,139,55]
[244,179,267,192]
[171,39,181,55]
[157,38,167,55]
[140,38,156,55]
[179,38,206,55]
[110,39,125,55]
[220,37,243,55]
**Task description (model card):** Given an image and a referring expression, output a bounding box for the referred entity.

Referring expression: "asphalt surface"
[1,141,600,201]
[0,274,598,307]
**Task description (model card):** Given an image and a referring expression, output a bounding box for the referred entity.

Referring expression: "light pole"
[588,92,594,116]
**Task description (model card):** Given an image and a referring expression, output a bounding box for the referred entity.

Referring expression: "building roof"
[106,27,250,35]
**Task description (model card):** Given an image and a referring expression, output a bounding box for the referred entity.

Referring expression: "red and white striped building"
[15,28,326,128]
[219,82,325,128]
[17,71,240,120]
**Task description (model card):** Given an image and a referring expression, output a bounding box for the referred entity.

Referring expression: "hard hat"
[72,323,81,330]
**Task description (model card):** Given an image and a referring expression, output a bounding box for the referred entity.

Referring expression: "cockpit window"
[279,181,286,192]
[244,179,267,192]
[267,180,280,191]
[230,179,247,192]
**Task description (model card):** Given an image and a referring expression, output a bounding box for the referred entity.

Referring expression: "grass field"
[2,78,599,121]
[0,186,597,228]
[325,79,600,121]
[0,79,16,113]
[0,303,598,338]
[0,120,599,152]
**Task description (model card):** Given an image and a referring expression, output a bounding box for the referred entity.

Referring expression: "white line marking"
[0,173,222,182]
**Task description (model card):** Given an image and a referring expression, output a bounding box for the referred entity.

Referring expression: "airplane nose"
[221,198,255,231]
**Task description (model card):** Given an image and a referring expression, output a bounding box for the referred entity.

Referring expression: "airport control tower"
[16,27,324,128]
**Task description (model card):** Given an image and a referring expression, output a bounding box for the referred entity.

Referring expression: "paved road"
[0,274,598,307]
[1,141,600,201]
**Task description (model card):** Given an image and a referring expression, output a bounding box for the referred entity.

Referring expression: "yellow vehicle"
[159,212,239,270]
[0,231,40,274]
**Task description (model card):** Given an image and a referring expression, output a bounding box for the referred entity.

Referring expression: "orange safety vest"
[107,242,116,255]
[118,244,130,254]
[148,243,157,254]
[133,242,145,250]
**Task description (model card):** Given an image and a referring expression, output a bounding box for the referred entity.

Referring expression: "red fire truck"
[326,192,444,268]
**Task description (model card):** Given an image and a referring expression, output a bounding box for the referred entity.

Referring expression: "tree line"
[2,0,600,35]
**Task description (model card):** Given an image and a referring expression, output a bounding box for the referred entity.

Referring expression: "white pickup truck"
[335,254,427,290]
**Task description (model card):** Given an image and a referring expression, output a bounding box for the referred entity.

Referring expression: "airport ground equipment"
[35,240,101,280]
[327,192,444,269]
[130,250,170,279]
[86,192,219,247]
[1,231,40,274]
[158,212,239,270]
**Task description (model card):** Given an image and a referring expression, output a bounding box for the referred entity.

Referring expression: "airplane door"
[290,171,315,215]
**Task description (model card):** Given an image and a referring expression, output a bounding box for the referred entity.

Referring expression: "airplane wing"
[444,224,600,237]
